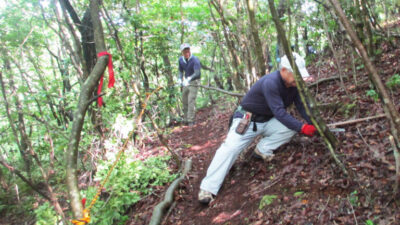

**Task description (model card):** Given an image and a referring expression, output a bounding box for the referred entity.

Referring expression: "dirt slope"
[128,42,400,225]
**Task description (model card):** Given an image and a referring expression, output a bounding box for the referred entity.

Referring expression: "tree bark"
[66,0,109,218]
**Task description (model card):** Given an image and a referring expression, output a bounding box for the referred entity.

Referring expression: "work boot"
[198,189,214,204]
[254,148,274,162]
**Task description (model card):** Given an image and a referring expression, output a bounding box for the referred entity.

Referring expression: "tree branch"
[0,159,51,201]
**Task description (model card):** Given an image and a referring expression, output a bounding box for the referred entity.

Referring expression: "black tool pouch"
[235,112,252,134]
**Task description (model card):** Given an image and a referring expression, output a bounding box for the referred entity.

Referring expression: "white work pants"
[200,117,296,195]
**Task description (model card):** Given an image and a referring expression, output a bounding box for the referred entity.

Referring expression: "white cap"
[280,52,310,78]
[180,43,190,51]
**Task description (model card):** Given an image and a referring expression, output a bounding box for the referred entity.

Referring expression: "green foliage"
[349,190,359,207]
[366,89,379,102]
[34,202,60,225]
[340,102,357,118]
[365,220,375,225]
[259,195,277,209]
[84,155,177,225]
[293,191,304,197]
[386,74,400,89]
[356,64,365,70]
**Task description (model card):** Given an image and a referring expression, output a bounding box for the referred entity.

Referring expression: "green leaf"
[293,191,304,197]
[259,195,278,209]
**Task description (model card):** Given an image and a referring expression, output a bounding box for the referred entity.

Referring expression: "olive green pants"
[182,79,199,123]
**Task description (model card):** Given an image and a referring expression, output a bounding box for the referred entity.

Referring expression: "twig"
[87,93,106,105]
[250,176,282,196]
[318,195,330,220]
[389,135,400,194]
[347,195,358,225]
[356,127,392,165]
[161,201,176,225]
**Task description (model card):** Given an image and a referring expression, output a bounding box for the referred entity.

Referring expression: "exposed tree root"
[149,158,192,225]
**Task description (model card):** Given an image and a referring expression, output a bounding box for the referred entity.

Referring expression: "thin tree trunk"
[56,0,87,80]
[208,1,233,90]
[210,0,244,90]
[0,58,32,179]
[268,0,348,176]
[179,0,185,43]
[321,11,349,96]
[100,6,131,95]
[329,0,400,151]
[66,0,109,218]
[1,69,68,223]
[360,0,375,54]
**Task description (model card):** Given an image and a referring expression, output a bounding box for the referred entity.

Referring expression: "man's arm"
[189,69,200,80]
[189,56,201,80]
[262,81,304,132]
[178,58,184,80]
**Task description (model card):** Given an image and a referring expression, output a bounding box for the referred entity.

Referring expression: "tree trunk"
[179,0,185,43]
[208,2,233,90]
[268,0,348,176]
[210,0,244,91]
[66,0,109,218]
[329,0,400,152]
[360,0,375,55]
[0,57,32,179]
[246,0,268,77]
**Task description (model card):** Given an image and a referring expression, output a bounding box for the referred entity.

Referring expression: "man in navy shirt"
[198,53,317,204]
[178,43,201,126]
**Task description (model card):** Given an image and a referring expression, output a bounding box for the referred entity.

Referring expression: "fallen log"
[328,114,386,127]
[309,76,340,87]
[192,84,245,98]
[193,76,341,97]
[149,158,192,225]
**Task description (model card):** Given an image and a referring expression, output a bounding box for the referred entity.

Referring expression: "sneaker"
[254,148,274,162]
[198,189,214,204]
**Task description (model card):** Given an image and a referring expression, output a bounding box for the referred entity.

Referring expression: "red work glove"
[301,124,316,137]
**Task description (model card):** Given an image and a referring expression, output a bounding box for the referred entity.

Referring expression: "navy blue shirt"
[240,70,311,132]
[178,55,201,80]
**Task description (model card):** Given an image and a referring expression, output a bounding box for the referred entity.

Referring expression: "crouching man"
[198,53,317,204]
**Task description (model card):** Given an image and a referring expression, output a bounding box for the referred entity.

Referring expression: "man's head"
[279,53,310,87]
[180,43,191,59]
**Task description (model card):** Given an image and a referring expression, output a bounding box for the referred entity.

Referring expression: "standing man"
[178,43,201,126]
[198,53,317,204]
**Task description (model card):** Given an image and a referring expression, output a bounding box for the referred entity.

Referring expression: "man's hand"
[183,76,192,87]
[177,78,183,86]
[301,124,316,137]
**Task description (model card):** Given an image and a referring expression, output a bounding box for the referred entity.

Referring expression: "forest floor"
[127,40,400,225]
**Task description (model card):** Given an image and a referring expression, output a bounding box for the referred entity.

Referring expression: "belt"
[234,106,272,123]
